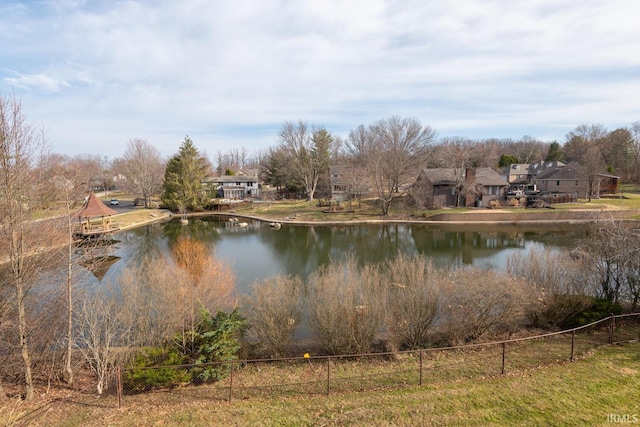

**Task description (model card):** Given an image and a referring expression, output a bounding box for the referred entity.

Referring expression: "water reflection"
[95,217,589,294]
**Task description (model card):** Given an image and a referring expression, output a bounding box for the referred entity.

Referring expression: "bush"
[440,267,529,344]
[506,247,598,327]
[307,257,384,355]
[384,255,441,351]
[243,275,304,358]
[122,348,189,393]
[563,297,623,328]
[526,294,592,328]
[177,308,246,383]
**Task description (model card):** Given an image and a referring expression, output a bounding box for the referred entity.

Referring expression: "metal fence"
[111,314,640,407]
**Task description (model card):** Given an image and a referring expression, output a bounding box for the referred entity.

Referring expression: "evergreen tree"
[498,154,520,167]
[162,136,210,211]
[545,141,565,162]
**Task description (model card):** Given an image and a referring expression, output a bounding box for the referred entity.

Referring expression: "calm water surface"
[100,217,589,293]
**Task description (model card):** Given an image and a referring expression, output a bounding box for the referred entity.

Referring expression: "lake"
[97,216,589,293]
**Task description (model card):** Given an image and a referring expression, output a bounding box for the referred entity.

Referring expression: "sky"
[1,0,639,159]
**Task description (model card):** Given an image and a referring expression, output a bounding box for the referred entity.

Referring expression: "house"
[533,161,619,198]
[412,167,508,209]
[328,165,371,202]
[207,174,260,199]
[501,161,565,185]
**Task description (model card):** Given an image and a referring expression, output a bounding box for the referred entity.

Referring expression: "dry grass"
[4,340,639,426]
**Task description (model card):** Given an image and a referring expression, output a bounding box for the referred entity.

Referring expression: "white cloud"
[3,73,70,93]
[1,0,639,157]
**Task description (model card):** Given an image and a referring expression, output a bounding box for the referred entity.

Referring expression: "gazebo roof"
[74,193,118,218]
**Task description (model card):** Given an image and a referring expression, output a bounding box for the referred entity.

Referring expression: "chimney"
[465,168,476,185]
[465,168,476,207]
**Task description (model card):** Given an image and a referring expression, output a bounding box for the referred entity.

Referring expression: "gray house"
[533,161,619,198]
[501,161,565,185]
[412,167,508,209]
[208,175,260,199]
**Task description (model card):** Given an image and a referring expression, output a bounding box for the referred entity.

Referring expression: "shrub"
[526,293,592,328]
[307,257,384,355]
[243,275,304,358]
[122,348,189,393]
[564,297,623,328]
[384,255,441,350]
[440,267,529,344]
[506,247,597,327]
[177,308,246,383]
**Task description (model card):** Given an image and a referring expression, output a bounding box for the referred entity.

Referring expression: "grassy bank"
[4,342,638,426]
[224,193,640,224]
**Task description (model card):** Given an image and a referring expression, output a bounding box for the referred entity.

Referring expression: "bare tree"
[630,121,640,184]
[76,291,120,395]
[115,138,165,207]
[565,124,608,201]
[602,128,634,182]
[278,121,333,201]
[41,154,97,385]
[346,117,436,215]
[0,93,52,400]
[578,219,640,306]
[215,147,252,175]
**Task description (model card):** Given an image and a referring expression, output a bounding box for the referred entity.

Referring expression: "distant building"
[207,175,260,199]
[533,161,619,198]
[328,165,371,201]
[501,161,565,184]
[412,167,508,209]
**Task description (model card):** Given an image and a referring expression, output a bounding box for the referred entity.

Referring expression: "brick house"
[533,161,619,198]
[412,167,508,209]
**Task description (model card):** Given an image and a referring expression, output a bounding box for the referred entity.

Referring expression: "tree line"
[102,118,640,217]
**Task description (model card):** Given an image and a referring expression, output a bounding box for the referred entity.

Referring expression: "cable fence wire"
[113,314,640,407]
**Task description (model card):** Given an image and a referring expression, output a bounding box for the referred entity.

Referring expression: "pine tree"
[162,136,210,211]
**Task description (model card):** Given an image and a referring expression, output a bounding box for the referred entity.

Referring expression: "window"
[333,185,346,192]
[556,180,560,186]
[575,180,579,186]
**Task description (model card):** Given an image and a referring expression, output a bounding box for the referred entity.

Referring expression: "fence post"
[326,357,331,396]
[570,330,575,361]
[116,366,122,409]
[228,362,233,402]
[501,342,506,375]
[419,350,423,386]
[609,314,616,344]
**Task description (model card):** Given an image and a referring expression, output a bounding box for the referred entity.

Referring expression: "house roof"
[74,193,118,218]
[419,168,457,184]
[475,167,510,186]
[209,175,257,183]
[535,161,586,180]
[420,168,508,187]
[502,163,531,176]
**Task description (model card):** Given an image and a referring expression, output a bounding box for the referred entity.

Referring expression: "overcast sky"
[2,0,639,159]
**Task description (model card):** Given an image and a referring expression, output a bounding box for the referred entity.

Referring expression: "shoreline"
[174,207,640,228]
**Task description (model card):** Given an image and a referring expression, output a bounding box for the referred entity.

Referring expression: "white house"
[208,175,260,199]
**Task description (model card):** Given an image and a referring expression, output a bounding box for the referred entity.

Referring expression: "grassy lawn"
[111,208,172,230]
[4,342,639,426]
[227,194,640,224]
